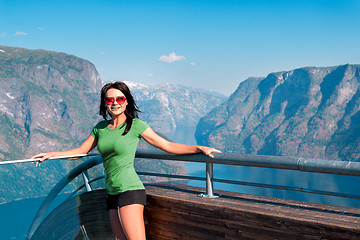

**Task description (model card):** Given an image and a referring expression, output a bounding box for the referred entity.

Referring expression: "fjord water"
[0,197,42,240]
[0,194,71,240]
[169,127,360,208]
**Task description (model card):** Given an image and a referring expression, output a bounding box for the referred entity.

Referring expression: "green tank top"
[91,118,149,195]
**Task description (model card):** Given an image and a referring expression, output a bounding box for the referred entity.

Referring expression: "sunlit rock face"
[0,46,104,202]
[196,64,360,162]
[0,46,103,160]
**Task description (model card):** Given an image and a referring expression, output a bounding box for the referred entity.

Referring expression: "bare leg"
[109,209,128,240]
[119,204,146,240]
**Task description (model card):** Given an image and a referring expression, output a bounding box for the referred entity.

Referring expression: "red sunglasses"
[104,96,126,105]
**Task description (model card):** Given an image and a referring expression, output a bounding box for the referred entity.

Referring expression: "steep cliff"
[196,64,360,162]
[0,46,103,202]
[0,46,102,159]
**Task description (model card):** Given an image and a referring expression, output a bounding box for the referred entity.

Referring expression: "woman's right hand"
[31,152,56,166]
[30,135,97,167]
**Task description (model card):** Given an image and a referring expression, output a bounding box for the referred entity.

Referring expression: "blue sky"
[1,0,360,95]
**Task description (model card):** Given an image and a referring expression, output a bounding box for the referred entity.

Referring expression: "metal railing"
[2,149,360,239]
[135,149,360,198]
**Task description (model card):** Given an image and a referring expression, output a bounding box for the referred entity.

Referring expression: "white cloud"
[37,26,45,31]
[189,62,197,66]
[15,31,28,36]
[158,52,186,63]
[0,32,6,38]
[133,73,155,78]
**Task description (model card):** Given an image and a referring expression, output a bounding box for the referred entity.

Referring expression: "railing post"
[198,162,220,198]
[82,170,92,192]
[80,225,89,240]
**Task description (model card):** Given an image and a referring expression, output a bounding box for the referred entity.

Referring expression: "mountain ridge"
[196,64,360,162]
[126,81,227,133]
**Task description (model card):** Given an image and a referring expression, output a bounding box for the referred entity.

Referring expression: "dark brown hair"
[99,81,141,135]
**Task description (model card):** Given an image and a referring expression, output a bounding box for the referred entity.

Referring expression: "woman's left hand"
[198,146,222,158]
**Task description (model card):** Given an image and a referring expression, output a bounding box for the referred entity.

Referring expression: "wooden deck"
[31,183,360,239]
[145,183,360,239]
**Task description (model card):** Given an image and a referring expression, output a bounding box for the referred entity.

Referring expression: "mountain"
[196,64,360,162]
[126,81,227,133]
[0,46,102,159]
[0,46,104,203]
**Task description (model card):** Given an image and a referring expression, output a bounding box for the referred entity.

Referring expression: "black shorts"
[107,189,147,210]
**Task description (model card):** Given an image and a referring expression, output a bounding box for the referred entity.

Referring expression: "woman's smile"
[111,105,121,110]
[108,104,124,115]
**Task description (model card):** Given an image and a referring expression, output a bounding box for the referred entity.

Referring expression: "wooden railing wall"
[30,183,360,240]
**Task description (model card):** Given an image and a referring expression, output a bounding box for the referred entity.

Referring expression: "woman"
[32,81,221,240]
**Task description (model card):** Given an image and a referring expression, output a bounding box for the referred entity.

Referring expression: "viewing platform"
[1,149,360,239]
[29,183,360,239]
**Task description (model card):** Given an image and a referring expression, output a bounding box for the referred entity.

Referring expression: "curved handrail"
[26,155,103,240]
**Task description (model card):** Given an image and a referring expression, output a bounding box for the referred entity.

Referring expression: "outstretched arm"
[141,127,221,158]
[31,135,98,163]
